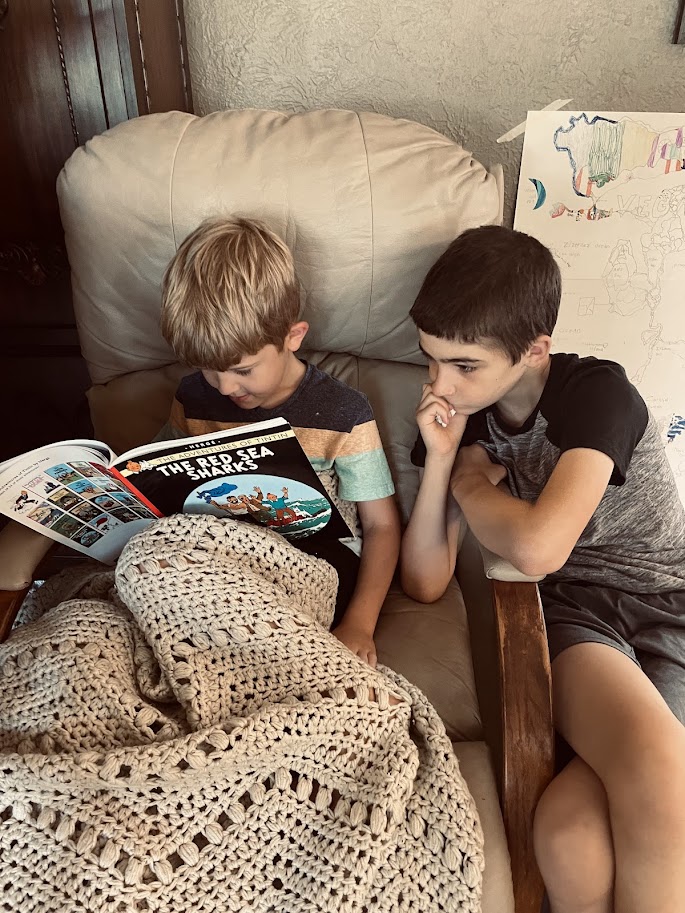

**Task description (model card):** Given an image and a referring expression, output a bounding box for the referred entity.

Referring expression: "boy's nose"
[431,369,454,398]
[216,376,242,396]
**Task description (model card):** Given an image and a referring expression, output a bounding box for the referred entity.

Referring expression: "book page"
[0,444,158,563]
[113,416,288,464]
[514,111,685,503]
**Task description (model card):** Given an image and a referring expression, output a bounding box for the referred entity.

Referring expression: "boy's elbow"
[509,534,570,578]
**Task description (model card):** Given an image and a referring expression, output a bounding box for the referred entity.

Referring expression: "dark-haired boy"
[401,225,685,913]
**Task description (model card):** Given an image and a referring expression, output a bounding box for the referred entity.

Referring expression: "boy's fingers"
[359,647,376,667]
[418,387,457,417]
[417,399,454,428]
[417,390,447,412]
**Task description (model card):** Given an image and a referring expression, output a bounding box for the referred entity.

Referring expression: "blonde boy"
[0,219,399,665]
[156,217,399,665]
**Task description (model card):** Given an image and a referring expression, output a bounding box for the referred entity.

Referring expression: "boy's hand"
[453,444,507,487]
[332,621,377,667]
[417,383,467,458]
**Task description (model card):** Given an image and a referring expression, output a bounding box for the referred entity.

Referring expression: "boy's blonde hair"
[160,216,300,369]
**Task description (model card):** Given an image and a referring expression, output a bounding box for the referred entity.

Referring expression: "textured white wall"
[185,0,684,223]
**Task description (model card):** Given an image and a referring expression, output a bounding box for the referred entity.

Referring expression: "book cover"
[0,418,351,563]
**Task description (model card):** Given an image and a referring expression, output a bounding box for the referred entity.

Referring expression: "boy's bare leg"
[534,756,614,913]
[552,642,685,913]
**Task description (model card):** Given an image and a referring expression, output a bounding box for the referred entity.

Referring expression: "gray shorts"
[540,580,685,726]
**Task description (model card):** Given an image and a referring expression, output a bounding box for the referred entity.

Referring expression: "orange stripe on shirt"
[171,408,382,464]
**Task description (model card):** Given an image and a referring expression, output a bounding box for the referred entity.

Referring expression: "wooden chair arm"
[456,532,554,913]
[493,578,554,913]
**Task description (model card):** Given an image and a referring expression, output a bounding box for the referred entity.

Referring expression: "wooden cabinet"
[0,0,192,460]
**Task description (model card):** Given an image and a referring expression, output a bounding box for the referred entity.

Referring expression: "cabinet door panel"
[0,0,191,333]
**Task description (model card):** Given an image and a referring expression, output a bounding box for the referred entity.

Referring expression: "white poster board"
[514,111,685,502]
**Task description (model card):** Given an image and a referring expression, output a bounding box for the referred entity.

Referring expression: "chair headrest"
[58,109,502,384]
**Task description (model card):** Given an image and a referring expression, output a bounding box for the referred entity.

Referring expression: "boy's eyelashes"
[233,369,252,377]
[425,354,476,375]
[430,362,477,375]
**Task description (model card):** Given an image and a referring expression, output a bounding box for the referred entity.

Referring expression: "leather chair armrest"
[493,577,554,913]
[0,522,55,589]
[0,523,55,642]
[0,585,32,642]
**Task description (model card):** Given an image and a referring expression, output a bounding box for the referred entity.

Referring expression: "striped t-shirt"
[157,362,395,513]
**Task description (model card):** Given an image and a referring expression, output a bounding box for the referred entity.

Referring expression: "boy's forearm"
[407,454,454,543]
[400,454,460,599]
[451,472,535,566]
[342,522,400,634]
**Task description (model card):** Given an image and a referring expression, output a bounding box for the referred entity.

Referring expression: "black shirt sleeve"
[410,433,427,468]
[546,359,649,485]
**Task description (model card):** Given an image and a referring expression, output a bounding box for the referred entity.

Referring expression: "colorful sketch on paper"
[515,110,685,504]
[554,113,685,199]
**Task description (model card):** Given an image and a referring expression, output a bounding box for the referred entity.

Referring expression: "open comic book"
[0,418,352,563]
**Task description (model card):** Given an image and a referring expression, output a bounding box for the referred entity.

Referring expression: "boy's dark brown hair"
[410,225,561,362]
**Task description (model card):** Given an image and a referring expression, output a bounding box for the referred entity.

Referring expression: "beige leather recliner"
[6,109,554,913]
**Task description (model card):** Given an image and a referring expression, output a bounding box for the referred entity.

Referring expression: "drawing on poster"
[515,111,685,502]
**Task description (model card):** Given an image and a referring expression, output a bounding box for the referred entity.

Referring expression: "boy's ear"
[285,321,309,352]
[524,335,552,365]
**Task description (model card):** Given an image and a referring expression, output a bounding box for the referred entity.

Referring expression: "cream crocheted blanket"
[0,515,483,912]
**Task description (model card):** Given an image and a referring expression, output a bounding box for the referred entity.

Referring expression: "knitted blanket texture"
[0,515,483,912]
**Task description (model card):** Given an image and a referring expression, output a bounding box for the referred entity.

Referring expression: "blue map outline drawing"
[554,114,621,197]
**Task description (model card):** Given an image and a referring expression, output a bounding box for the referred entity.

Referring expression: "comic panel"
[89,494,121,511]
[109,506,143,523]
[67,461,105,479]
[26,503,66,527]
[67,478,107,498]
[44,464,84,486]
[50,514,85,539]
[71,527,103,548]
[69,500,103,523]
[88,513,122,534]
[47,488,86,512]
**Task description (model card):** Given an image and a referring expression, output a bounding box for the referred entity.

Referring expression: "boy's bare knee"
[534,771,614,905]
[534,778,610,863]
